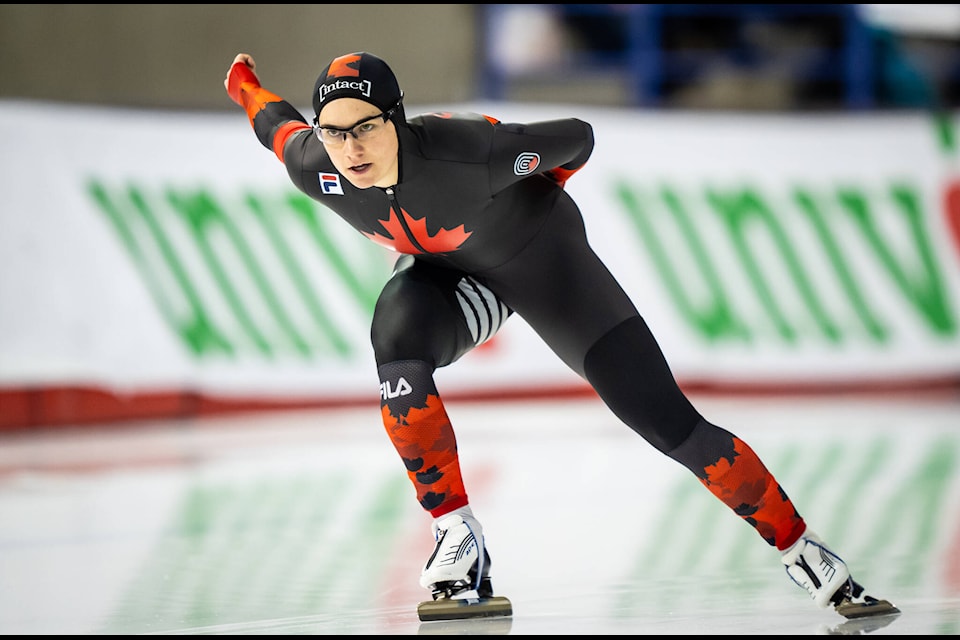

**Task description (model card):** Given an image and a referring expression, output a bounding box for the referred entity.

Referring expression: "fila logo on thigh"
[380,377,412,400]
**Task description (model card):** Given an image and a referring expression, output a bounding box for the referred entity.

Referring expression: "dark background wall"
[3,4,957,114]
[0,4,479,111]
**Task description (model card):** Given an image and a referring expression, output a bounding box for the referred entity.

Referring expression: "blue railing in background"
[478,4,932,110]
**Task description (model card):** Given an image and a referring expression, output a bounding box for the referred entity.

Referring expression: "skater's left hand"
[224,53,260,105]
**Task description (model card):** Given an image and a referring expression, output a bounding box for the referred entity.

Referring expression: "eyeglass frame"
[312,98,402,146]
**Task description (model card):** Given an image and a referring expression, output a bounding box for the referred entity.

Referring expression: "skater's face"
[315,98,400,190]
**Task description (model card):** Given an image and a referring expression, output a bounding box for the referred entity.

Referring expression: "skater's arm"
[224,53,312,162]
[487,118,594,191]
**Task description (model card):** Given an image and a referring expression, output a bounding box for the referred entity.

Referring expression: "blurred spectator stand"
[479,4,960,111]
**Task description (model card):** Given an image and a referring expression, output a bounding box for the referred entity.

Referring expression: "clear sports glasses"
[313,102,400,147]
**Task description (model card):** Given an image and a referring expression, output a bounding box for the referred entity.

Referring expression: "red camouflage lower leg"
[378,359,469,517]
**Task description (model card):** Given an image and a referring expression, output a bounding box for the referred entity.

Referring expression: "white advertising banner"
[2,100,959,407]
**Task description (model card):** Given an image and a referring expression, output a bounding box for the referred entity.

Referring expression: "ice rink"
[1,393,958,635]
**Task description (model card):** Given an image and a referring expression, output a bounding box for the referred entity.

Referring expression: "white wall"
[2,100,959,414]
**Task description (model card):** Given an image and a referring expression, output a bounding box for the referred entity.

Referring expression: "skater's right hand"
[225,53,260,105]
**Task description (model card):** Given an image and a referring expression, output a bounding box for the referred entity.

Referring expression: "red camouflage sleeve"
[226,60,312,162]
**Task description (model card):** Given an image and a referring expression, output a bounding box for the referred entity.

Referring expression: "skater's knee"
[663,417,729,468]
[371,291,421,361]
[371,276,460,366]
[583,316,701,452]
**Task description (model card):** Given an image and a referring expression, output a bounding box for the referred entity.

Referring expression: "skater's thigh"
[371,256,510,368]
[483,199,638,375]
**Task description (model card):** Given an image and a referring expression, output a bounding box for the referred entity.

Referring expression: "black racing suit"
[229,66,807,552]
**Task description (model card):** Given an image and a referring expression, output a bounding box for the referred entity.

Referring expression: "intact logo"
[380,376,412,400]
[319,78,372,103]
[319,173,344,195]
[514,152,540,176]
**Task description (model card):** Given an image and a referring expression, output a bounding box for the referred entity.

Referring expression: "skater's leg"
[581,316,900,615]
[583,315,806,550]
[475,197,891,615]
[482,202,809,549]
[378,358,468,515]
[668,419,807,550]
[372,256,510,517]
[372,257,510,603]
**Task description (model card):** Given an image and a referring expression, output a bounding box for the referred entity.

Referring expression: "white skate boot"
[417,510,512,622]
[419,511,492,600]
[781,529,899,619]
[781,529,852,608]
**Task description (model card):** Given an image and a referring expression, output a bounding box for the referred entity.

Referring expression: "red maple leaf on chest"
[363,207,473,254]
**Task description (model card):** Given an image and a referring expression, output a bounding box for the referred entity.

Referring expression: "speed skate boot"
[782,529,852,609]
[419,511,493,601]
[417,510,513,621]
[782,529,899,619]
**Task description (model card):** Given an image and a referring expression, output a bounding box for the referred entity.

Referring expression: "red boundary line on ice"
[2,376,959,432]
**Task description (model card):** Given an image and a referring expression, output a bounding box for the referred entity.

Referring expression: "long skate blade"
[835,595,900,619]
[828,612,900,635]
[417,596,512,622]
[417,616,513,635]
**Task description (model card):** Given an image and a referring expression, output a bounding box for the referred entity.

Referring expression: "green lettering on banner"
[708,188,840,343]
[615,179,958,344]
[87,180,391,361]
[617,184,751,342]
[838,186,956,335]
[89,180,234,356]
[794,190,888,341]
[166,189,281,357]
[282,192,386,313]
[242,193,350,358]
